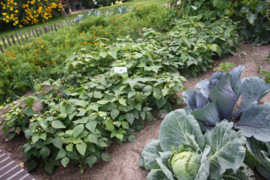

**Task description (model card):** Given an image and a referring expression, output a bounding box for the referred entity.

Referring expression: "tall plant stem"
[178,0,187,17]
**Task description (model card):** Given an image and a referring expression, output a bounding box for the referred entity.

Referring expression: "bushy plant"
[0,0,61,30]
[178,0,270,46]
[139,110,253,180]
[182,65,270,179]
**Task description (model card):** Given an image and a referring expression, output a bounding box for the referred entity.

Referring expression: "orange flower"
[41,64,43,66]
[99,30,102,32]
[84,41,87,45]
[35,62,37,64]
[46,51,49,53]
[54,62,56,64]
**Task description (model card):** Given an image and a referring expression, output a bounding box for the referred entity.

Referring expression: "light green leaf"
[52,120,66,129]
[32,133,39,143]
[25,96,35,108]
[159,109,205,152]
[108,50,118,59]
[88,134,98,144]
[66,144,73,152]
[73,125,84,138]
[128,91,136,98]
[85,155,97,168]
[126,112,135,125]
[86,121,97,133]
[56,149,66,160]
[139,140,162,169]
[101,152,111,161]
[111,109,120,120]
[206,121,246,180]
[76,142,87,156]
[119,98,127,106]
[105,120,114,131]
[61,157,70,167]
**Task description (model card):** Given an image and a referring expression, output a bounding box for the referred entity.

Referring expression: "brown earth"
[0,44,270,180]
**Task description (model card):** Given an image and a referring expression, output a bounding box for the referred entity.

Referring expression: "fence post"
[32,29,36,37]
[23,31,29,42]
[28,30,32,38]
[43,26,47,33]
[50,25,54,32]
[19,32,24,43]
[10,34,17,45]
[35,28,39,37]
[0,44,4,53]
[5,36,12,47]
[39,27,43,35]
[54,23,57,31]
[47,26,50,34]
[15,33,21,45]
[1,37,7,48]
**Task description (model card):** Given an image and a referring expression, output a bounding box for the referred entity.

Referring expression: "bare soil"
[0,44,270,180]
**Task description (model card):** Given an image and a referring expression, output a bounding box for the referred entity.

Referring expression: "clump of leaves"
[259,67,270,84]
[183,65,270,141]
[182,65,270,179]
[0,96,38,139]
[213,62,236,72]
[139,109,254,180]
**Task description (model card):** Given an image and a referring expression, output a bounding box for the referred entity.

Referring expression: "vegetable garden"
[0,0,270,179]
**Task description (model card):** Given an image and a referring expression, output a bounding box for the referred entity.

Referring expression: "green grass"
[100,0,170,10]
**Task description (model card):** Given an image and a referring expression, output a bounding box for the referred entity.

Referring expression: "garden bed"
[0,43,269,180]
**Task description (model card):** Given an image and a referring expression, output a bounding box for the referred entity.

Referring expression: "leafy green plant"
[162,16,240,77]
[139,109,254,180]
[0,96,37,139]
[182,65,270,178]
[259,68,270,84]
[245,137,270,179]
[213,62,236,72]
[183,65,270,141]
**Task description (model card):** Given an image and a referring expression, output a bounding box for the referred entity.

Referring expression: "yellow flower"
[46,51,49,53]
[2,13,7,15]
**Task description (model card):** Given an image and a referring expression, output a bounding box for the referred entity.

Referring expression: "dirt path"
[0,44,269,180]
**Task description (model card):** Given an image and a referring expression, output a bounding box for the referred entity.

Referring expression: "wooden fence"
[0,19,74,53]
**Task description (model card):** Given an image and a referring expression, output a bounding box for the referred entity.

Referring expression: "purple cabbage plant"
[183,65,270,143]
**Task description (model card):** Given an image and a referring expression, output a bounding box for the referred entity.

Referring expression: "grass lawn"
[100,0,170,10]
[0,0,169,45]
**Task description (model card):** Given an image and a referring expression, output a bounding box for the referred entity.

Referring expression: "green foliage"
[179,0,270,46]
[164,16,240,77]
[213,62,236,72]
[138,110,253,180]
[2,30,188,174]
[76,4,173,41]
[260,69,270,84]
[0,96,36,139]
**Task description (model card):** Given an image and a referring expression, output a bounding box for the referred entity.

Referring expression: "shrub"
[0,0,61,30]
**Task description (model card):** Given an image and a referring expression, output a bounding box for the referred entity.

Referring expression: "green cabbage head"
[169,145,201,180]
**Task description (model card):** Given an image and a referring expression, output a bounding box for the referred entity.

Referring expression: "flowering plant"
[0,0,61,28]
